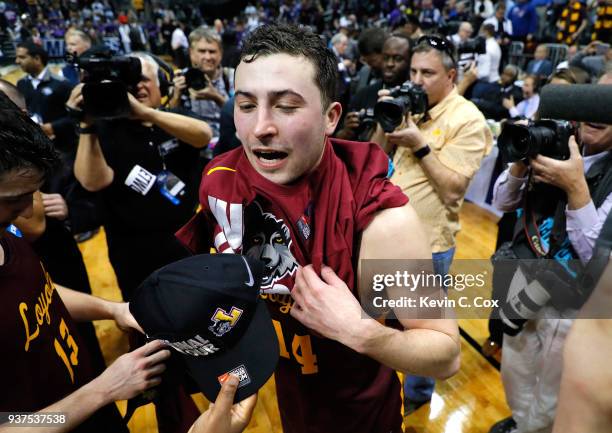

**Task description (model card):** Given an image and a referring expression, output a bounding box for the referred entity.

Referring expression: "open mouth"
[252,149,289,168]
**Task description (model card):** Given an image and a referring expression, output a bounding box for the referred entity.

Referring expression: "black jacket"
[17,68,76,152]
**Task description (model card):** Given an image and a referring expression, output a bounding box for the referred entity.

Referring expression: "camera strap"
[520,172,569,258]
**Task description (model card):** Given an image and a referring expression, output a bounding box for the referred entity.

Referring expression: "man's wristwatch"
[413,144,431,160]
[77,123,97,135]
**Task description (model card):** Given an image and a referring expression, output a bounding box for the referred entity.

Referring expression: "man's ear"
[325,101,343,136]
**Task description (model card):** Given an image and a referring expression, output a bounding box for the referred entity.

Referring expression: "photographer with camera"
[169,26,233,145]
[69,51,212,433]
[335,34,409,142]
[70,50,211,301]
[373,35,492,410]
[487,72,612,433]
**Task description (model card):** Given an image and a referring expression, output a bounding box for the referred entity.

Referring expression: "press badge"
[125,165,157,195]
[157,170,185,205]
[7,225,23,238]
[159,138,180,156]
[387,157,395,178]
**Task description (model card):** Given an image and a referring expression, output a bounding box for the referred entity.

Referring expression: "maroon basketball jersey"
[177,138,408,433]
[0,233,127,433]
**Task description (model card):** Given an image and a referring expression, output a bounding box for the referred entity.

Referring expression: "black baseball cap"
[130,254,279,403]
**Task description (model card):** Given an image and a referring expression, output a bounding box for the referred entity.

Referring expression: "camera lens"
[498,123,536,162]
[374,97,411,133]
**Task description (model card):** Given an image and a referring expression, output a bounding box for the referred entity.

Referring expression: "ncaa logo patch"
[218,364,252,388]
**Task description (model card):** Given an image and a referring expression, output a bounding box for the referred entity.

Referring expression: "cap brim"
[183,298,279,403]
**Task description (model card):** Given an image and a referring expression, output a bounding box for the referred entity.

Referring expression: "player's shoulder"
[203,147,243,180]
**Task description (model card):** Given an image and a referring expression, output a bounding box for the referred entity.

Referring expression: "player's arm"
[128,93,212,149]
[355,203,460,378]
[553,262,612,433]
[386,118,473,207]
[291,204,460,379]
[55,284,142,333]
[69,84,114,192]
[0,341,170,433]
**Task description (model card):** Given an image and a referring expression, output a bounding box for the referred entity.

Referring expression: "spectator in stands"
[508,0,538,42]
[61,29,91,85]
[485,3,513,39]
[160,14,175,55]
[331,32,355,74]
[452,1,472,22]
[591,0,612,43]
[503,74,540,120]
[117,14,131,53]
[474,0,495,20]
[570,40,612,78]
[337,19,360,63]
[171,20,188,68]
[556,0,588,45]
[396,14,424,41]
[475,24,502,84]
[331,31,355,107]
[468,64,524,120]
[451,22,474,82]
[419,0,442,30]
[443,0,461,22]
[526,44,553,79]
[450,21,473,47]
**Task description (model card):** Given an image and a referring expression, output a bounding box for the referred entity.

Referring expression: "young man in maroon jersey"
[0,94,255,433]
[178,23,461,433]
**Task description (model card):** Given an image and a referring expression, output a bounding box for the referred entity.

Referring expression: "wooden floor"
[2,61,511,432]
[78,201,511,433]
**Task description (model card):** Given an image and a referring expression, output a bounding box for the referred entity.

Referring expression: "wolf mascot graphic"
[244,202,298,294]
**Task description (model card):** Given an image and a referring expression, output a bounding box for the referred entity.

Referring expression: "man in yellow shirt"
[375,35,492,408]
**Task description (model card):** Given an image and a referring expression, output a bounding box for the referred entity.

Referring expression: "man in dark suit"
[526,44,554,80]
[15,41,75,153]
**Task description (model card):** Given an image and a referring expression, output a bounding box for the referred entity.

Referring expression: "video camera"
[457,36,487,56]
[374,81,428,133]
[497,119,574,163]
[180,67,208,91]
[67,51,142,118]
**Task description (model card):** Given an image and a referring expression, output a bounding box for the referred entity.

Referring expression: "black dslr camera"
[354,108,377,141]
[457,36,487,56]
[180,67,207,91]
[374,82,428,132]
[68,51,142,118]
[497,119,574,163]
[357,108,376,130]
